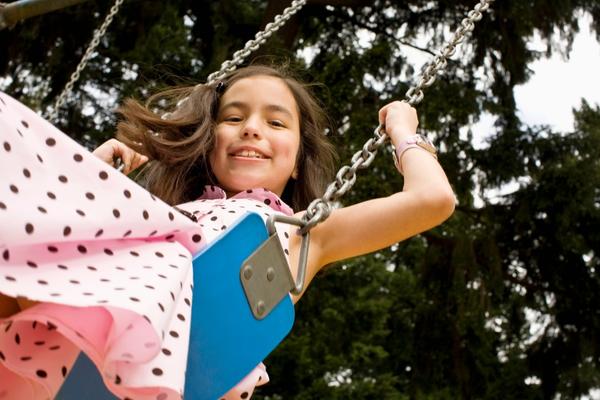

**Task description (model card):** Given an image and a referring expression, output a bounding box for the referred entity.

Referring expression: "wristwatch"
[392,134,438,174]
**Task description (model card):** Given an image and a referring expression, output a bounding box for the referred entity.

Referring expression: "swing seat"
[56,212,295,400]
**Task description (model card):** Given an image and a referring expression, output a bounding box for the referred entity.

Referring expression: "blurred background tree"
[1,0,599,398]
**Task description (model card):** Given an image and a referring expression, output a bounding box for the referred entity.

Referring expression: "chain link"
[45,0,125,122]
[300,0,494,233]
[205,0,307,85]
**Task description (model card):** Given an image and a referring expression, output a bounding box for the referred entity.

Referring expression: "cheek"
[279,130,301,157]
[276,140,298,169]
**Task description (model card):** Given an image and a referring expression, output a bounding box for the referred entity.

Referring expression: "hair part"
[116,64,337,211]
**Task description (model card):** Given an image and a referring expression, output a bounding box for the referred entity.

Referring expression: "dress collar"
[198,185,294,216]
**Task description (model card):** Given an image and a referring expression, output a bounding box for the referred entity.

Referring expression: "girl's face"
[210,75,301,197]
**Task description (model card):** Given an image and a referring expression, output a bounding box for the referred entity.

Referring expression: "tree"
[1,1,599,398]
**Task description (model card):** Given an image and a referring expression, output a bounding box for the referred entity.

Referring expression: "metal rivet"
[243,265,253,280]
[266,267,275,281]
[256,300,265,316]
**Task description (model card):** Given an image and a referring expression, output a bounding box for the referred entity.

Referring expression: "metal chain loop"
[161,0,307,119]
[301,0,495,233]
[45,0,125,122]
[205,0,307,85]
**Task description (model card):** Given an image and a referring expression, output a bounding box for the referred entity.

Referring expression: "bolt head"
[243,265,253,280]
[256,300,265,316]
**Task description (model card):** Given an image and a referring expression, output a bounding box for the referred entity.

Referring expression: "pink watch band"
[393,134,437,174]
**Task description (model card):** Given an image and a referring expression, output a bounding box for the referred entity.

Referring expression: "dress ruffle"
[0,92,290,399]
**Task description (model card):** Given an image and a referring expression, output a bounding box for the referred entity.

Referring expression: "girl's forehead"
[225,76,294,101]
[220,75,300,116]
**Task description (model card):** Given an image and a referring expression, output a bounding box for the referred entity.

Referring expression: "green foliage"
[1,1,599,398]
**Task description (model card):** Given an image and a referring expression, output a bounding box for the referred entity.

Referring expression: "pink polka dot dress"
[0,92,294,400]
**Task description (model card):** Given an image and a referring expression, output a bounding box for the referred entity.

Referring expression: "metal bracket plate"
[240,234,295,320]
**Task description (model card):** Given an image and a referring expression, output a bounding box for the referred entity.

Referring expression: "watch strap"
[392,134,438,174]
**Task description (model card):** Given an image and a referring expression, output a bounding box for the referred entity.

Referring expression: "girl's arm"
[290,101,455,299]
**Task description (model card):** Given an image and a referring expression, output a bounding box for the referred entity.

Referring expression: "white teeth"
[233,150,265,158]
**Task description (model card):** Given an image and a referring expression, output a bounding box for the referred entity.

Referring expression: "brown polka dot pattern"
[0,93,287,400]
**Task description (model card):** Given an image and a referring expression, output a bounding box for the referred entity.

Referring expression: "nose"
[240,116,262,139]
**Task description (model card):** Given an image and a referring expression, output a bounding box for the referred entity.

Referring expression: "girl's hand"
[92,138,149,174]
[378,101,419,145]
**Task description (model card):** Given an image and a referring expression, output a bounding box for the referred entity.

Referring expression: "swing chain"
[301,127,388,233]
[405,0,493,106]
[205,0,307,85]
[45,0,125,122]
[301,0,494,233]
[163,0,307,119]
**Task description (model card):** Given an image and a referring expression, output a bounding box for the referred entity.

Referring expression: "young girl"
[0,65,454,399]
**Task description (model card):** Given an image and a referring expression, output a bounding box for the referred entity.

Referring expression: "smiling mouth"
[231,150,268,159]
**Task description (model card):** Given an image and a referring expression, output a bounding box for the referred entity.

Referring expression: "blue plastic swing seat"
[56,212,295,400]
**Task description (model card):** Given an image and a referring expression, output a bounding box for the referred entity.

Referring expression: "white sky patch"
[460,112,497,150]
[582,389,600,400]
[121,62,139,81]
[363,72,385,92]
[356,28,375,51]
[466,278,481,290]
[523,307,553,347]
[0,75,13,88]
[324,368,353,387]
[296,44,319,65]
[183,14,194,27]
[514,13,600,132]
[525,375,542,386]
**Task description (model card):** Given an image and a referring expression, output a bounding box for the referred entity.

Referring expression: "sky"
[514,13,600,132]
[472,12,600,143]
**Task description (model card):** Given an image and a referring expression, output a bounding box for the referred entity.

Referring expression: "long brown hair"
[116,64,337,211]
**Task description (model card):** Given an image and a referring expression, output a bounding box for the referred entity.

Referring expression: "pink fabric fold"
[0,92,291,399]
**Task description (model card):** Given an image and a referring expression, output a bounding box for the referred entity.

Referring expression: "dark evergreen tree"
[1,1,599,398]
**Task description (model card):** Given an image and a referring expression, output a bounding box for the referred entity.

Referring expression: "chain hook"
[266,214,310,295]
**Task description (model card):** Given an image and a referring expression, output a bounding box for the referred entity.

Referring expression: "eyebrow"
[219,101,295,120]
